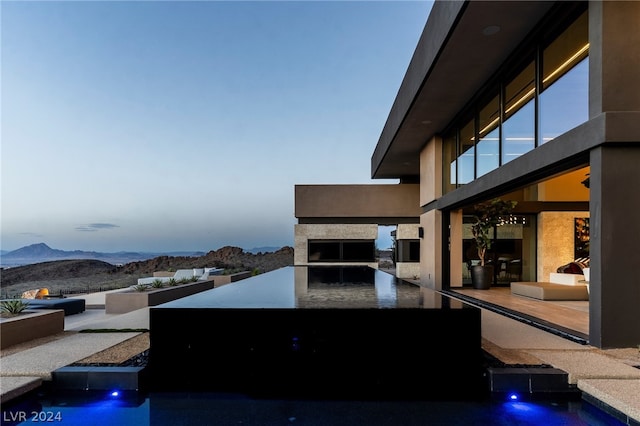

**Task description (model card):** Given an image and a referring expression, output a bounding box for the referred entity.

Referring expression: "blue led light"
[509,393,518,401]
[110,391,120,397]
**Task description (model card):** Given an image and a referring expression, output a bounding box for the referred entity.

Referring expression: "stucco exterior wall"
[295,184,420,222]
[420,136,442,206]
[449,209,464,288]
[419,136,445,289]
[420,209,442,290]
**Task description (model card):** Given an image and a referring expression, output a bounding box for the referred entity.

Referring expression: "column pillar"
[589,146,640,348]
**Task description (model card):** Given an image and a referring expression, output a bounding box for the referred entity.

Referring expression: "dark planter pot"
[470,265,494,290]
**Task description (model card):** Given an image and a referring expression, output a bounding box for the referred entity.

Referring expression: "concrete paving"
[479,309,640,424]
[1,290,639,424]
[0,291,149,404]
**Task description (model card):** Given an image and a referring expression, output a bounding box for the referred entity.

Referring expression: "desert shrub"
[1,299,30,315]
[151,279,165,288]
[133,284,148,292]
[168,278,178,286]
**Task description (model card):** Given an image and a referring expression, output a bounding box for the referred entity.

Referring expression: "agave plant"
[1,299,30,316]
[151,279,165,289]
[168,278,178,286]
[132,284,149,292]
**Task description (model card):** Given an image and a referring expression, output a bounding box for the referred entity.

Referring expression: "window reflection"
[541,11,588,91]
[505,62,535,119]
[441,9,588,186]
[443,132,457,193]
[503,100,535,164]
[503,62,535,164]
[458,120,474,184]
[477,95,500,177]
[477,130,499,177]
[539,11,588,144]
[539,58,589,144]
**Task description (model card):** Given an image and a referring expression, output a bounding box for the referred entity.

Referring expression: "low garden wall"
[1,310,65,350]
[105,272,254,314]
[105,280,215,314]
[210,271,253,287]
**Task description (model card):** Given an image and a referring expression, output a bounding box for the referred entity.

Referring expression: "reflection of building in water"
[295,266,423,309]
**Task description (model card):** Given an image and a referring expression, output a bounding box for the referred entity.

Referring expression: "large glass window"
[342,241,376,262]
[443,132,457,193]
[539,11,589,144]
[396,240,420,262]
[308,241,340,261]
[539,58,588,144]
[462,214,537,286]
[503,62,536,164]
[308,240,375,262]
[457,119,475,185]
[477,95,500,177]
[442,8,588,187]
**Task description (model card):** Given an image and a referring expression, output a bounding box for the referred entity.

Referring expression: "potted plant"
[469,198,517,289]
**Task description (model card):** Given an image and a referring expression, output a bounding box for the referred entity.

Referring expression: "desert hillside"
[0,246,294,298]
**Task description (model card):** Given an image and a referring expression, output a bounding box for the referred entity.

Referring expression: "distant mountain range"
[245,246,281,254]
[0,243,286,268]
[0,243,281,267]
[0,243,208,267]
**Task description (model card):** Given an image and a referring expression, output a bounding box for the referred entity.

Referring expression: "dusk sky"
[1,1,433,253]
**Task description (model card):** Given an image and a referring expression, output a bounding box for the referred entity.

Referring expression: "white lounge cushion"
[549,272,585,286]
[511,282,589,300]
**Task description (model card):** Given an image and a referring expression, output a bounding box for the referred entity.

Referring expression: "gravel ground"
[73,332,150,365]
[0,331,150,365]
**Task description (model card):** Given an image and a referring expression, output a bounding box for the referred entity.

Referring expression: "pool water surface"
[1,389,624,426]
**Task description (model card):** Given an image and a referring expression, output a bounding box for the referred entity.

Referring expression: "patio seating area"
[510,261,590,301]
[3,297,86,316]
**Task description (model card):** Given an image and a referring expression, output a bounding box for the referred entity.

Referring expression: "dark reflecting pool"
[148,266,483,399]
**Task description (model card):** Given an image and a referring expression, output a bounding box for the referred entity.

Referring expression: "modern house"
[295,0,639,349]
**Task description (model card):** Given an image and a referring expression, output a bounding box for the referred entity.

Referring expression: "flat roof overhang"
[371,0,555,180]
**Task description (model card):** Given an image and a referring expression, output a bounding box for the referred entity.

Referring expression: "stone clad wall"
[294,224,378,267]
[538,211,589,281]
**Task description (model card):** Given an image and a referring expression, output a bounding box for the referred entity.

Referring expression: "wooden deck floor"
[446,286,589,338]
